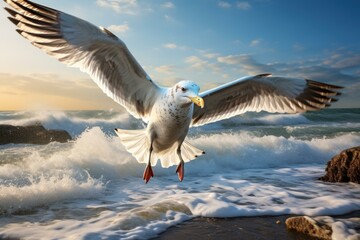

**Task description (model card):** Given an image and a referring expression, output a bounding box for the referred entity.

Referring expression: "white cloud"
[96,0,138,15]
[250,39,261,47]
[185,55,222,72]
[185,56,203,64]
[185,55,210,70]
[219,1,250,10]
[217,54,273,74]
[218,1,231,8]
[155,65,176,74]
[163,43,188,50]
[107,23,130,33]
[158,77,184,87]
[163,43,178,49]
[203,52,220,59]
[323,52,360,70]
[161,2,175,9]
[217,55,244,65]
[236,1,251,10]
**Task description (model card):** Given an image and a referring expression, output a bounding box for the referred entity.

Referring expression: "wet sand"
[154,215,318,240]
[155,211,360,240]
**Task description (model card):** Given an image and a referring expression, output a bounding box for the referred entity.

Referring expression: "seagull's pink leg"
[143,164,154,184]
[176,161,184,182]
[176,147,185,182]
[143,142,154,184]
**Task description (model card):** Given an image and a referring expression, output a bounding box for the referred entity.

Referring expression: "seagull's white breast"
[148,89,193,151]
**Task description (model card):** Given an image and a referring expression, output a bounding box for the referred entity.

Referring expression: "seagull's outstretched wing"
[192,74,343,126]
[4,0,160,122]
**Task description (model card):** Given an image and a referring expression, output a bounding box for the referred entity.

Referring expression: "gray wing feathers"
[5,0,160,121]
[192,74,343,126]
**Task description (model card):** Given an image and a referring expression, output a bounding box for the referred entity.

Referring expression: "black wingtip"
[306,79,344,90]
[333,85,345,90]
[114,128,118,131]
[256,73,272,78]
[102,27,119,40]
[202,151,206,154]
[15,29,23,35]
[4,6,18,17]
[7,16,19,26]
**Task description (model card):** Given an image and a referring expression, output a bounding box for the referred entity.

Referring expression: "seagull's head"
[173,81,204,108]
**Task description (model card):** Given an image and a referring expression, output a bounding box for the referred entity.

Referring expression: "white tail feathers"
[114,128,205,168]
[114,128,150,165]
[182,140,205,163]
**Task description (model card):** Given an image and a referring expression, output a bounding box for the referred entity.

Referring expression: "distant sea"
[0,109,360,239]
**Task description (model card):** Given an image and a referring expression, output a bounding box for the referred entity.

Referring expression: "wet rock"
[0,124,72,145]
[285,216,332,240]
[319,146,360,184]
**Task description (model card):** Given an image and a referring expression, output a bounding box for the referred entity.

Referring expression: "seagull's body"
[115,81,205,182]
[4,0,343,183]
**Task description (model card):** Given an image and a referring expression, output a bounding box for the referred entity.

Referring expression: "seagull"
[4,0,343,183]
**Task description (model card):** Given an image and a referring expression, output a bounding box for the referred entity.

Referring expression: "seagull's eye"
[181,87,186,92]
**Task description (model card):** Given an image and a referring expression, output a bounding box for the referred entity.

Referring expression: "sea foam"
[1,126,359,215]
[0,110,360,239]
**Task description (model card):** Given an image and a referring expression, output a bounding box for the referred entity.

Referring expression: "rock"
[0,124,72,145]
[285,216,332,240]
[319,146,360,184]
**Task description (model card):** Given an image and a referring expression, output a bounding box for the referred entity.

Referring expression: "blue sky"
[0,0,359,110]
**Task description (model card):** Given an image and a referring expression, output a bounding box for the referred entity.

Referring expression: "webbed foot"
[176,161,184,182]
[143,164,154,184]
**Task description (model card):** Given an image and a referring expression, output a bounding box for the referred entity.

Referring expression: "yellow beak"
[189,96,205,108]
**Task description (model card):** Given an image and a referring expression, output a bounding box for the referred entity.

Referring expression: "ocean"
[0,108,360,239]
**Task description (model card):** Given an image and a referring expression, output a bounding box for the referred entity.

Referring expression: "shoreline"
[155,211,360,240]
